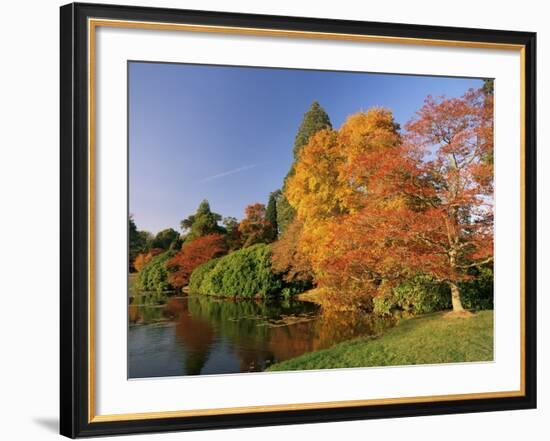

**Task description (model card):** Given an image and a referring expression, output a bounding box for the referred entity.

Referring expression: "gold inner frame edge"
[87,17,527,423]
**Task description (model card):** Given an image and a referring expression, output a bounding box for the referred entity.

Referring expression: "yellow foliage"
[285,128,342,223]
[283,108,402,291]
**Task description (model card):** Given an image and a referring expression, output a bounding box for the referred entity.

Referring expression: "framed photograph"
[60,2,536,438]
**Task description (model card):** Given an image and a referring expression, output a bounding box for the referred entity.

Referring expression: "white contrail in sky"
[198,164,259,183]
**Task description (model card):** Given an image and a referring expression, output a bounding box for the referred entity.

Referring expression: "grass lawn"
[267,310,493,372]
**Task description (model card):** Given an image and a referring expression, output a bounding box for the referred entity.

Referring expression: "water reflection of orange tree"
[266,310,392,362]
[314,309,394,348]
[185,296,392,368]
[186,297,292,371]
[167,298,216,375]
[172,296,393,372]
[267,321,317,363]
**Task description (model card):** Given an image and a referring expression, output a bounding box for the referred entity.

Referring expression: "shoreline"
[267,310,494,372]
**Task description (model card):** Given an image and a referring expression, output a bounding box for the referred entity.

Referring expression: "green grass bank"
[268,310,493,371]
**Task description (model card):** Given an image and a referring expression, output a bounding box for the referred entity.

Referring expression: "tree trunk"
[449,281,465,312]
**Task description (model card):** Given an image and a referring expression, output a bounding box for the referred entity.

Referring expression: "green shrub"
[373,276,451,315]
[459,265,494,310]
[373,267,494,316]
[134,250,176,293]
[188,258,221,293]
[192,244,282,298]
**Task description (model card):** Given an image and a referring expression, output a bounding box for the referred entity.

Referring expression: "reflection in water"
[128,295,393,378]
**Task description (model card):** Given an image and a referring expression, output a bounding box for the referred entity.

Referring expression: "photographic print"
[128,62,494,379]
[61,5,535,436]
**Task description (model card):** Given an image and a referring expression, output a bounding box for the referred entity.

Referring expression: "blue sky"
[129,62,483,234]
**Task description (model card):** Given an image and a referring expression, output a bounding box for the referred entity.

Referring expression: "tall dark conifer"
[278,101,332,233]
[266,191,279,240]
[292,101,332,159]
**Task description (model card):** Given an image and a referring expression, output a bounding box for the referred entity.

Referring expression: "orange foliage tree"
[284,109,402,308]
[271,218,313,283]
[238,203,275,248]
[400,88,494,311]
[285,90,493,312]
[167,234,228,290]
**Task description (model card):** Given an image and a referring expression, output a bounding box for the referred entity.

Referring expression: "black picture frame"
[60,2,537,438]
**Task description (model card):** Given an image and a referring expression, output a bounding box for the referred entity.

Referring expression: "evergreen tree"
[278,101,332,233]
[180,199,225,243]
[275,195,295,236]
[128,215,151,271]
[265,190,279,240]
[481,79,494,165]
[222,216,242,250]
[293,101,332,159]
[151,228,180,250]
[482,78,494,96]
[129,215,140,252]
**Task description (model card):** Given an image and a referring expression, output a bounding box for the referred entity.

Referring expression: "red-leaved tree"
[403,89,494,311]
[271,218,313,283]
[238,203,274,248]
[167,234,227,290]
[316,89,493,312]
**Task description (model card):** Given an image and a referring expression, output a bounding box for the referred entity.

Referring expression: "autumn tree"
[133,252,149,273]
[288,109,400,248]
[401,88,494,312]
[180,199,225,243]
[284,108,404,308]
[278,101,332,234]
[167,234,228,290]
[284,127,342,279]
[238,203,274,248]
[304,90,493,313]
[271,218,313,283]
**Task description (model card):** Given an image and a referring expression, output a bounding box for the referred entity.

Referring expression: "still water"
[128,294,392,378]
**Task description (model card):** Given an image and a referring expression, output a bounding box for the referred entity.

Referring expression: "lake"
[128,294,392,378]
